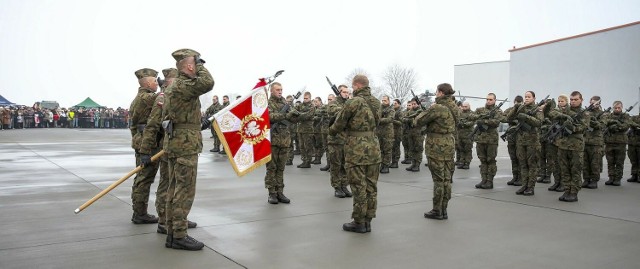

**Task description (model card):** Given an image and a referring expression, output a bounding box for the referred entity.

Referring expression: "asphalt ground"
[1,128,639,269]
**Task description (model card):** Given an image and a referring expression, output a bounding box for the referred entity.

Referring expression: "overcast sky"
[1,0,639,108]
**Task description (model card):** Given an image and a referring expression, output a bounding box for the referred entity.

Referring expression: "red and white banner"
[212,79,272,176]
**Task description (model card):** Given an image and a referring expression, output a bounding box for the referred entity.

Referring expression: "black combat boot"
[507,176,518,186]
[285,159,293,166]
[277,192,290,203]
[555,183,565,192]
[390,162,399,168]
[412,162,421,172]
[475,176,487,189]
[311,156,321,165]
[541,176,551,184]
[342,221,367,233]
[536,176,545,183]
[268,193,278,204]
[218,149,226,155]
[406,160,415,171]
[424,209,444,220]
[480,178,493,189]
[627,174,638,182]
[157,223,167,234]
[581,179,590,188]
[165,234,173,248]
[523,187,535,196]
[456,163,464,169]
[442,209,448,219]
[563,193,578,202]
[548,181,560,191]
[586,180,598,189]
[293,149,301,155]
[187,220,197,229]
[512,177,523,186]
[320,164,331,171]
[604,178,614,185]
[515,186,527,195]
[132,213,159,224]
[209,148,219,152]
[558,191,570,201]
[297,161,311,168]
[334,187,346,198]
[171,235,205,251]
[365,218,372,233]
[612,178,621,186]
[380,164,390,174]
[401,158,411,164]
[342,186,353,197]
[462,163,469,169]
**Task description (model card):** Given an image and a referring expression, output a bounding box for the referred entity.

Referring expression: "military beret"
[134,68,158,79]
[171,48,200,62]
[162,68,179,78]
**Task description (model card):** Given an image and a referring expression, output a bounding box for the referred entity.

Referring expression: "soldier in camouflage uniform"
[582,96,605,189]
[139,68,196,234]
[329,75,381,233]
[286,95,297,165]
[402,99,424,172]
[217,95,230,155]
[391,99,403,168]
[312,97,325,165]
[265,82,299,204]
[537,100,554,184]
[401,102,412,164]
[547,91,588,202]
[162,49,214,250]
[377,95,395,174]
[414,83,458,220]
[327,85,352,198]
[456,102,474,169]
[547,95,568,192]
[503,96,523,186]
[603,101,630,186]
[205,95,224,152]
[472,93,503,189]
[320,95,335,171]
[296,92,316,168]
[506,91,543,196]
[128,68,160,225]
[627,114,640,183]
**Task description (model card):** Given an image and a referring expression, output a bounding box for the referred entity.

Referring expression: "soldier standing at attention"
[265,82,299,204]
[296,92,316,168]
[473,93,503,189]
[547,91,588,202]
[312,97,325,165]
[377,95,395,174]
[414,83,457,220]
[456,102,474,169]
[320,95,334,171]
[547,94,568,192]
[329,75,381,233]
[583,96,605,189]
[400,102,412,165]
[537,97,554,184]
[139,68,197,234]
[626,113,640,183]
[503,95,523,185]
[205,95,223,152]
[402,99,424,172]
[603,101,630,186]
[285,95,297,166]
[163,49,214,250]
[218,95,230,155]
[129,68,160,224]
[391,99,403,168]
[326,85,352,198]
[506,91,543,196]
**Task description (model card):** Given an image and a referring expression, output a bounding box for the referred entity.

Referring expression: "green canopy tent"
[72,97,105,109]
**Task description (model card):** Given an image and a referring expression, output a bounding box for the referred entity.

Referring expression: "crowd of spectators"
[0,106,130,130]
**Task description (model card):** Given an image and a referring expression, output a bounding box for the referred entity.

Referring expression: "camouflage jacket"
[392,107,403,138]
[162,64,214,158]
[328,87,381,167]
[139,92,165,155]
[376,104,395,135]
[267,95,291,148]
[296,101,315,133]
[627,115,640,146]
[204,101,223,118]
[506,102,543,146]
[549,106,588,151]
[603,112,630,144]
[472,104,503,145]
[326,98,346,145]
[584,107,605,146]
[129,87,157,151]
[457,109,475,140]
[414,95,456,161]
[402,108,422,136]
[313,104,325,134]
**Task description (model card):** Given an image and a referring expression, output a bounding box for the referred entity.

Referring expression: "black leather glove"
[140,154,152,167]
[194,55,206,64]
[201,118,212,130]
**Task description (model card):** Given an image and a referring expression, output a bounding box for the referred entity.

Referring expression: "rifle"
[587,107,611,132]
[325,76,340,96]
[603,102,637,137]
[411,90,427,111]
[546,100,599,141]
[500,95,549,141]
[469,98,508,140]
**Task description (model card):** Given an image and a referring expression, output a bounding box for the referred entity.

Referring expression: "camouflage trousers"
[627,144,640,177]
[407,133,425,163]
[210,125,221,149]
[313,132,325,158]
[476,143,498,180]
[166,154,198,239]
[156,155,170,224]
[392,133,402,163]
[558,149,583,194]
[539,141,557,179]
[377,131,394,166]
[457,138,473,165]
[583,144,603,182]
[402,134,410,160]
[427,157,453,212]
[605,143,626,180]
[507,140,519,180]
[348,164,379,223]
[298,132,314,163]
[517,143,541,188]
[328,143,347,188]
[132,151,160,215]
[265,146,288,193]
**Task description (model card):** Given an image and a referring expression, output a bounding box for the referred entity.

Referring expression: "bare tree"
[381,64,418,103]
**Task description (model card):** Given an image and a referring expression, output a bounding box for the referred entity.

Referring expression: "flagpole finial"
[267,70,285,84]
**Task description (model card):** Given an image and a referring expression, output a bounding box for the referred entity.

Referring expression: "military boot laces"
[171,235,205,251]
[268,193,279,204]
[277,192,290,203]
[424,209,444,220]
[334,187,346,198]
[342,221,367,233]
[131,213,159,224]
[341,186,353,197]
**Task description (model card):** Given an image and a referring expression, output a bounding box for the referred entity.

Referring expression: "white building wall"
[454,61,510,110]
[509,23,640,112]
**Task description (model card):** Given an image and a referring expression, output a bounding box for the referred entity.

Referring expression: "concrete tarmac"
[1,128,639,269]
